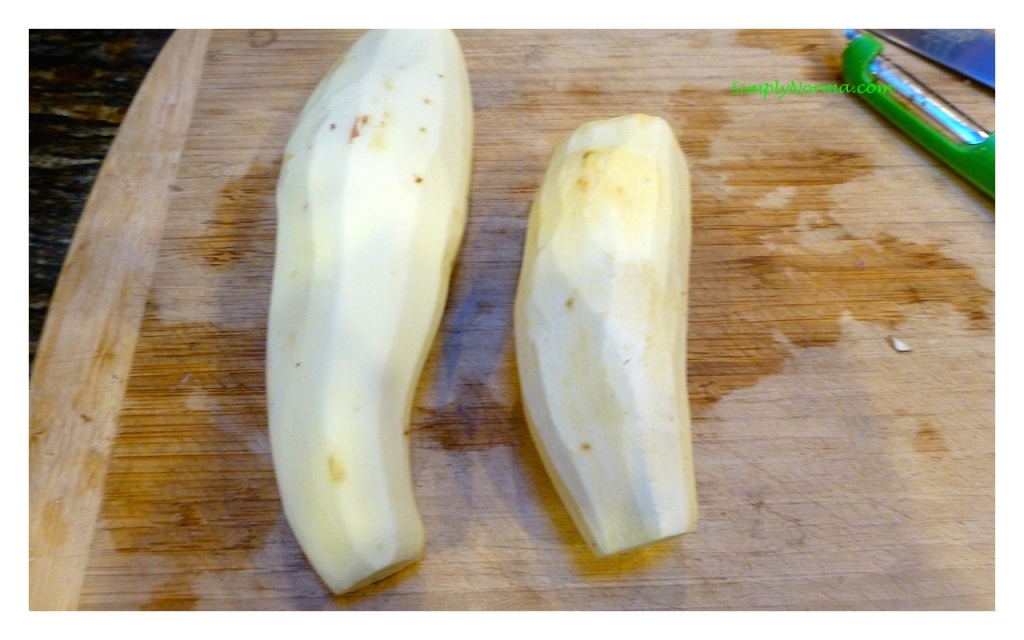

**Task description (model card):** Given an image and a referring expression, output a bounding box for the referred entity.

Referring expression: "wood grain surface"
[29,29,212,611]
[29,29,995,611]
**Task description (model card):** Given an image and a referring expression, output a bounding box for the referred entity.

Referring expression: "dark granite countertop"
[29,29,175,368]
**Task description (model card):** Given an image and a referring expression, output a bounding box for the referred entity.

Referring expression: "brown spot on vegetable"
[580,442,592,452]
[414,174,423,184]
[419,126,427,133]
[565,296,575,310]
[370,127,388,152]
[328,454,346,484]
[329,123,336,131]
[423,97,431,105]
[349,115,369,142]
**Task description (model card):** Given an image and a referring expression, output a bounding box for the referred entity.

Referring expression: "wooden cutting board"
[29,29,995,611]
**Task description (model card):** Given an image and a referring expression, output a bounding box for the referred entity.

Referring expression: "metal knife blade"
[869,29,994,90]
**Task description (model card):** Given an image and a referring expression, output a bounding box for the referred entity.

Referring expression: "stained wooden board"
[29,29,995,610]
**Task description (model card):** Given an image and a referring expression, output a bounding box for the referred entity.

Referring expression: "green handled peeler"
[843,30,995,199]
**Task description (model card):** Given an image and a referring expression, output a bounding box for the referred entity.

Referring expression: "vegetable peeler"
[843,30,995,199]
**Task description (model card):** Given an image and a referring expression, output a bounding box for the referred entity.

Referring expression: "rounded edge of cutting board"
[29,29,212,611]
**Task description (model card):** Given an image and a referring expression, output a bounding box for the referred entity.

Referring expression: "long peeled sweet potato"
[266,29,473,594]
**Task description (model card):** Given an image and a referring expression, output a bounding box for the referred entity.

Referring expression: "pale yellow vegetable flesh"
[514,114,697,556]
[266,29,473,594]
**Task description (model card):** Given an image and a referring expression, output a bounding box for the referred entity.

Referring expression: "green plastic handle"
[843,33,995,200]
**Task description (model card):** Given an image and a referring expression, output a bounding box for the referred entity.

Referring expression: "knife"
[868,29,994,90]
